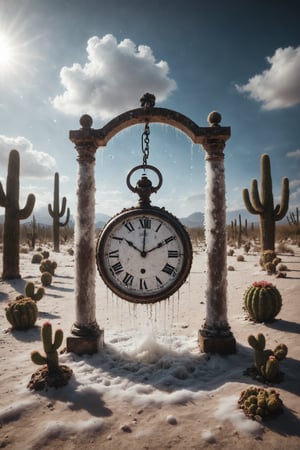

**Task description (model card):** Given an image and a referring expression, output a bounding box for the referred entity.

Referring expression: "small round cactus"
[41,271,52,287]
[5,297,38,330]
[259,250,277,268]
[264,261,276,275]
[31,253,43,264]
[239,387,283,419]
[244,280,282,322]
[39,259,57,276]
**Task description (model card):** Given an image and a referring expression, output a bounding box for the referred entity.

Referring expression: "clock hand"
[124,239,146,257]
[146,238,169,254]
[142,229,146,253]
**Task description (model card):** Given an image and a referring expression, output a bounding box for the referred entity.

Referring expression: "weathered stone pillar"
[67,115,104,355]
[198,112,236,354]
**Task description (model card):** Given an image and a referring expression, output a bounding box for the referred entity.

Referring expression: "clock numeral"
[139,279,148,290]
[112,262,124,274]
[108,250,119,258]
[112,236,123,242]
[162,263,176,276]
[155,223,162,233]
[165,235,176,244]
[124,221,134,232]
[123,272,134,286]
[139,218,151,229]
[155,276,163,286]
[168,250,179,258]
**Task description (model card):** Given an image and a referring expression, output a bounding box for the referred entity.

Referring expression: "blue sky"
[0,0,299,220]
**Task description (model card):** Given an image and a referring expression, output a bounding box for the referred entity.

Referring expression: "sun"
[0,33,15,72]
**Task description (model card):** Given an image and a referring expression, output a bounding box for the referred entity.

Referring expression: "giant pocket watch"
[96,120,193,304]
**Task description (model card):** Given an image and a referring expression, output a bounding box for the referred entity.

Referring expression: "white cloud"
[287,149,300,158]
[290,179,300,189]
[0,135,56,178]
[52,34,177,121]
[236,46,300,110]
[288,179,300,208]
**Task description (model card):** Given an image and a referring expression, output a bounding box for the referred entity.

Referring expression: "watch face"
[96,207,193,304]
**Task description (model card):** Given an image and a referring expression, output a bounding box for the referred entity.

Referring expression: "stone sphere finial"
[140,93,156,108]
[80,114,93,128]
[207,111,222,127]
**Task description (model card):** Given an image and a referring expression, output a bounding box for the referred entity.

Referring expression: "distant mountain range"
[179,209,261,228]
[86,210,260,229]
[1,208,288,228]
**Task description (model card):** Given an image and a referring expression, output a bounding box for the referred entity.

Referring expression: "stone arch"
[67,101,236,356]
[75,107,230,147]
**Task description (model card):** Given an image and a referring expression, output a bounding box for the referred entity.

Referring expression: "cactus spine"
[31,322,63,373]
[243,153,289,252]
[0,150,35,279]
[48,172,70,252]
[244,280,282,322]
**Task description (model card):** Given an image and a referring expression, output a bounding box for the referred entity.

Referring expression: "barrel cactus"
[31,253,43,264]
[41,271,52,287]
[244,280,282,322]
[239,386,283,419]
[5,297,38,330]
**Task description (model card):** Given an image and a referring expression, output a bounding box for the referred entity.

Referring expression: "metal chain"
[141,121,150,166]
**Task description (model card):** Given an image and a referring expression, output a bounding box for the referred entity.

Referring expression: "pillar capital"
[70,114,99,163]
[201,138,226,161]
[75,142,97,164]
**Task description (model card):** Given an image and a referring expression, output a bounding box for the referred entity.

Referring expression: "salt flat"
[0,243,299,449]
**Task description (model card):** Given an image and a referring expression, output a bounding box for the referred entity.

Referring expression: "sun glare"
[0,33,15,71]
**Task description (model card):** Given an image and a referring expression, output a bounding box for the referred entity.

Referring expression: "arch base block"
[67,330,104,355]
[198,331,236,355]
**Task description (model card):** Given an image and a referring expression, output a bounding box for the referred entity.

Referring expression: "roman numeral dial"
[96,209,192,304]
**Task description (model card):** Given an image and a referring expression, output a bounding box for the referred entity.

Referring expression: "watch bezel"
[96,206,193,304]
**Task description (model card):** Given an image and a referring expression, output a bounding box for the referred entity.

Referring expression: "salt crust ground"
[0,243,299,450]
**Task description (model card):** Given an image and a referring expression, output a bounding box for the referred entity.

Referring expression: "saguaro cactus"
[0,150,35,279]
[31,322,63,373]
[28,215,38,249]
[243,153,289,251]
[287,207,299,242]
[48,172,70,252]
[28,321,73,390]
